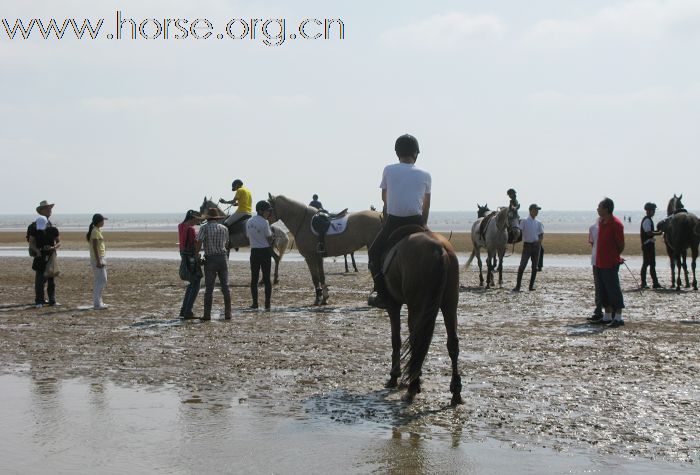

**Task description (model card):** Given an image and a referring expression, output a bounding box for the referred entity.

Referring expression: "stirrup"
[316,242,326,254]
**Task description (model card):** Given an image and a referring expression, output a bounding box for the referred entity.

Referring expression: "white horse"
[465,207,509,288]
[199,197,289,284]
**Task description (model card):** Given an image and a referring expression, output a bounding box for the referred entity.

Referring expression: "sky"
[1,0,698,214]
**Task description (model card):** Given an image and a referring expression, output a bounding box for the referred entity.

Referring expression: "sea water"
[2,210,686,233]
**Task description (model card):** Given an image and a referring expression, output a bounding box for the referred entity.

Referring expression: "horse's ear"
[679,194,683,200]
[268,193,274,201]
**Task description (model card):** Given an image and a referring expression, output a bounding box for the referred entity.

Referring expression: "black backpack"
[26,222,38,257]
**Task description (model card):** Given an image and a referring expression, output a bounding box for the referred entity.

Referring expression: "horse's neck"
[496,210,509,230]
[277,197,309,233]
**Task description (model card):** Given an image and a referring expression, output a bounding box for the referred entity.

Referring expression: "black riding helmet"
[232,179,243,188]
[395,134,420,157]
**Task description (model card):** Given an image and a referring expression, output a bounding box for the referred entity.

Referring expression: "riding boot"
[368,273,388,309]
[528,270,537,291]
[513,269,524,292]
[650,267,661,288]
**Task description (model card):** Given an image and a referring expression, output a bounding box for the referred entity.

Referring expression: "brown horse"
[659,194,699,290]
[383,228,463,406]
[267,194,382,305]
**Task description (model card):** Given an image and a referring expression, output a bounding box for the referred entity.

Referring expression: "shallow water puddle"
[1,373,696,473]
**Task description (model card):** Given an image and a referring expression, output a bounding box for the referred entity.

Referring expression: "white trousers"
[92,261,108,307]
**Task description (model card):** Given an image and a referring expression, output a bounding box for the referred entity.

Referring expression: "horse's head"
[200,196,222,216]
[668,194,685,216]
[477,203,490,218]
[267,193,280,224]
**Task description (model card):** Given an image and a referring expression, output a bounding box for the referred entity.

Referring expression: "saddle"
[311,209,348,254]
[381,224,426,275]
[479,211,496,240]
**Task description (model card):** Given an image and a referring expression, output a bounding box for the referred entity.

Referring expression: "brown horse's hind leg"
[442,303,463,406]
[386,301,402,389]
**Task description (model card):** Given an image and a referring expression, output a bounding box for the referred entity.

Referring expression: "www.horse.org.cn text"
[1,11,346,47]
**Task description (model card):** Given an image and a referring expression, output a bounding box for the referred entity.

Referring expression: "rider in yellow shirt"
[220,179,253,227]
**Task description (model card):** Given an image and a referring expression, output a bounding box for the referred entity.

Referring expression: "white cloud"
[525,0,700,48]
[527,85,700,107]
[381,12,506,51]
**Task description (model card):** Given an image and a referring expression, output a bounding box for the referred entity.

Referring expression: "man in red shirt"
[591,197,625,327]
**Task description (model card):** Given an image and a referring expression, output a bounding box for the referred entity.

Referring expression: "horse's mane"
[496,206,509,229]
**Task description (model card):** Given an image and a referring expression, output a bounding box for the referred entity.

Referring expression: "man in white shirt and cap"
[513,204,544,292]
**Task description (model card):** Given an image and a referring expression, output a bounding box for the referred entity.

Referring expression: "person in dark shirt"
[309,194,323,210]
[30,200,61,308]
[640,202,662,289]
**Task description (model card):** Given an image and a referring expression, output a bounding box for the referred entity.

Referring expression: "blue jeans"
[180,252,201,316]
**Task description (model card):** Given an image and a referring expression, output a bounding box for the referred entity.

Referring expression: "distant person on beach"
[590,198,625,327]
[507,188,521,243]
[246,201,274,310]
[178,210,203,319]
[368,133,431,308]
[587,218,603,320]
[507,188,520,214]
[640,202,662,289]
[196,208,231,321]
[29,200,61,308]
[513,204,544,292]
[309,194,323,210]
[87,213,109,310]
[220,179,253,227]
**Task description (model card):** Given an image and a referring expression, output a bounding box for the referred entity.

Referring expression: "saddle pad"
[310,215,349,236]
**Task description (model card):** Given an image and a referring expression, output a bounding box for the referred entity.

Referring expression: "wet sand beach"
[1,255,698,471]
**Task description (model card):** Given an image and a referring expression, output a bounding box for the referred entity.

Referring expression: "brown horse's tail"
[401,242,449,387]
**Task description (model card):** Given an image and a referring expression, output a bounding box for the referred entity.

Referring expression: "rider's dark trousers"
[250,247,272,307]
[368,214,424,278]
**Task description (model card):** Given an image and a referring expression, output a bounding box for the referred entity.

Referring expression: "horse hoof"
[385,378,398,389]
[402,392,416,404]
[451,394,464,406]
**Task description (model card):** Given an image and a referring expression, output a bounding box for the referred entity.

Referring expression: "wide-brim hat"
[204,208,226,220]
[36,200,55,213]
